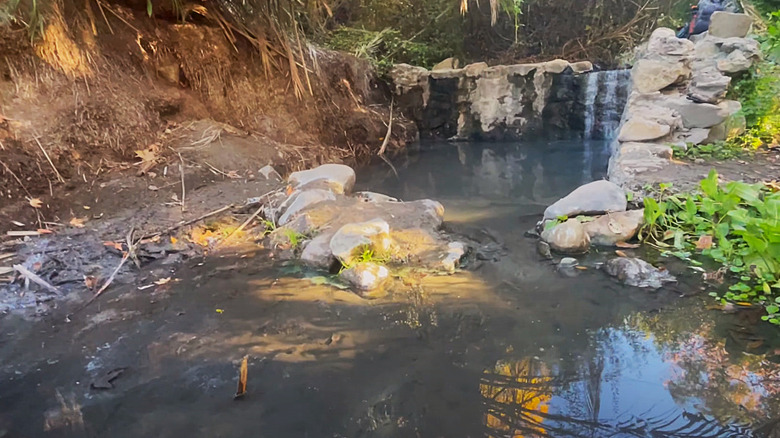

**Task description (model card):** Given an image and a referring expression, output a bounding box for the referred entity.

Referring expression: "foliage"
[339,244,390,271]
[325,27,450,71]
[671,141,747,160]
[639,170,780,324]
[726,62,780,149]
[760,10,780,61]
[283,229,306,249]
[1,0,46,40]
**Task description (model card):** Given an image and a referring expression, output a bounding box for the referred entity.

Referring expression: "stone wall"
[391,60,599,141]
[608,12,760,190]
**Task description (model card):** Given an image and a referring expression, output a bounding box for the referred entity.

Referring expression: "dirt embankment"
[0,0,415,230]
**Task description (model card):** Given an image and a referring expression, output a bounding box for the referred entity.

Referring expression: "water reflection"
[480,317,778,437]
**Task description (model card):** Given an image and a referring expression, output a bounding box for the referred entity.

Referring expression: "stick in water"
[13,264,61,295]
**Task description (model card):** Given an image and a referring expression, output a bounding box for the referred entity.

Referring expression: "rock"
[672,128,712,145]
[258,165,282,182]
[329,219,391,265]
[541,219,591,254]
[542,59,570,74]
[300,233,335,269]
[603,257,676,289]
[719,37,761,59]
[280,214,313,235]
[583,210,644,246]
[705,100,746,142]
[288,164,356,194]
[619,142,674,159]
[570,61,593,73]
[632,59,690,93]
[559,257,578,268]
[355,192,399,203]
[463,62,489,77]
[544,180,627,220]
[339,262,390,293]
[646,28,695,56]
[666,97,728,128]
[440,242,467,272]
[708,12,753,38]
[278,189,336,225]
[536,240,553,260]
[432,57,460,71]
[717,50,752,74]
[688,66,731,104]
[419,199,446,228]
[617,119,671,142]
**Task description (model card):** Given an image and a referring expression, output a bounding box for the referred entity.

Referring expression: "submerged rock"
[544,180,627,220]
[536,240,553,260]
[339,262,390,293]
[330,219,391,266]
[603,257,676,289]
[541,219,591,254]
[583,210,645,246]
[288,164,356,194]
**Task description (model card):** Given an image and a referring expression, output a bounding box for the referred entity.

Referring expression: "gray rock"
[288,164,356,195]
[603,257,676,289]
[541,219,591,254]
[672,128,712,145]
[570,61,593,73]
[355,192,399,203]
[632,59,690,93]
[258,165,282,182]
[339,262,390,293]
[708,12,753,38]
[536,240,552,260]
[463,62,489,77]
[705,100,746,142]
[688,66,731,104]
[559,257,578,268]
[646,28,695,56]
[278,189,336,225]
[666,97,728,128]
[300,233,335,269]
[544,180,627,220]
[617,119,671,142]
[432,57,460,71]
[719,37,761,58]
[583,210,645,246]
[717,50,752,74]
[542,59,570,74]
[329,219,391,265]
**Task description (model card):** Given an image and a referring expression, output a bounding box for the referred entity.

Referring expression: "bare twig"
[0,159,34,198]
[178,153,186,213]
[378,98,394,156]
[219,188,283,246]
[13,264,62,295]
[91,252,129,301]
[140,204,235,240]
[32,136,65,183]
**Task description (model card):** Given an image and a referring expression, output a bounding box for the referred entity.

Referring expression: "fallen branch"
[178,153,186,213]
[13,264,62,295]
[219,188,283,246]
[32,135,65,183]
[0,159,34,199]
[378,98,394,156]
[141,204,235,240]
[90,252,129,302]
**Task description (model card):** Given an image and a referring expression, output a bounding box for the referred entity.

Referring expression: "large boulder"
[541,219,591,254]
[288,164,356,194]
[544,180,627,220]
[708,12,752,38]
[632,59,690,93]
[688,66,731,104]
[278,189,337,225]
[617,119,672,142]
[717,50,752,74]
[339,262,390,293]
[666,97,729,128]
[330,219,392,265]
[603,257,676,289]
[646,28,695,57]
[583,210,645,246]
[705,100,746,142]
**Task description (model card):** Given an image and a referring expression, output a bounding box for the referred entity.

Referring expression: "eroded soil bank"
[1,140,779,437]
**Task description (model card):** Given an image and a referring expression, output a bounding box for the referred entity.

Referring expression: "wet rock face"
[603,257,676,289]
[541,219,591,254]
[339,262,390,294]
[543,180,627,220]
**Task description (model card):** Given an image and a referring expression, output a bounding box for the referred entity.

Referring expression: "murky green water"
[1,140,778,437]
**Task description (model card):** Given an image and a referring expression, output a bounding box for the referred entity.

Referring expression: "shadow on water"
[1,140,779,437]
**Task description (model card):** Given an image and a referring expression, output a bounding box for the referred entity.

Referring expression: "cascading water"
[581,69,632,140]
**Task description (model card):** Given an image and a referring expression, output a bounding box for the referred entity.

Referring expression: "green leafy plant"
[283,229,306,249]
[671,141,747,161]
[339,244,390,271]
[639,170,780,324]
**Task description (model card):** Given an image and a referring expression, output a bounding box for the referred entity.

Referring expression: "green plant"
[671,141,747,161]
[339,244,390,271]
[283,229,306,249]
[639,170,780,324]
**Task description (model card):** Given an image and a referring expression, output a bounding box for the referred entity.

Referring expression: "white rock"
[544,180,627,220]
[666,97,728,129]
[617,119,671,142]
[542,59,570,74]
[329,219,391,265]
[278,189,336,225]
[570,61,593,73]
[709,12,753,39]
[258,165,282,182]
[339,262,390,292]
[288,164,356,194]
[632,59,690,94]
[440,242,466,272]
[541,219,591,254]
[583,210,645,246]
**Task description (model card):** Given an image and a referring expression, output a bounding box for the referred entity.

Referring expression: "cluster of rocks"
[390,59,595,140]
[609,12,759,190]
[538,179,676,289]
[259,164,467,294]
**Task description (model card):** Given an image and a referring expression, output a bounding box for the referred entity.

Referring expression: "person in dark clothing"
[677,5,700,38]
[677,0,739,39]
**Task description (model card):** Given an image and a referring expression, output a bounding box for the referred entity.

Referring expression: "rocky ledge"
[259,164,466,294]
[609,12,760,192]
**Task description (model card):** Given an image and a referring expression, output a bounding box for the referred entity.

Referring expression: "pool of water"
[1,140,778,437]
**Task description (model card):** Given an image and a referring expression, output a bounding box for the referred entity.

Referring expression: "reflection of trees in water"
[480,352,759,438]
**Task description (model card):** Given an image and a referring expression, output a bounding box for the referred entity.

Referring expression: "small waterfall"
[581,70,631,140]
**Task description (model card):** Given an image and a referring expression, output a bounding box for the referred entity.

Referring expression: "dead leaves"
[135,144,160,175]
[764,180,780,192]
[615,241,640,249]
[615,250,629,257]
[69,217,87,228]
[235,356,248,399]
[696,235,713,250]
[28,198,43,208]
